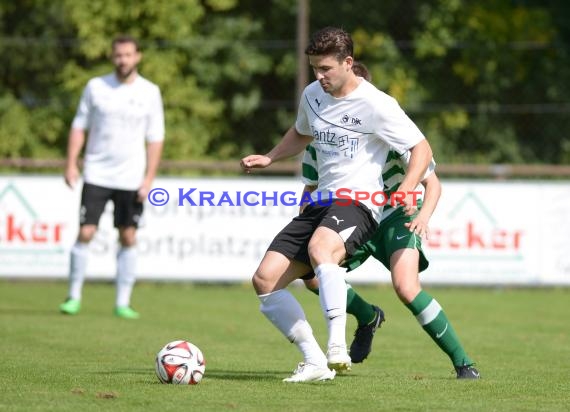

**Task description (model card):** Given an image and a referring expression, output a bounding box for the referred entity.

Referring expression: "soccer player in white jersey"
[240,27,433,382]
[296,61,386,366]
[301,144,480,379]
[59,35,165,319]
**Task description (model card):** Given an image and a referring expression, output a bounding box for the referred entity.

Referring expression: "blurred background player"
[59,35,165,319]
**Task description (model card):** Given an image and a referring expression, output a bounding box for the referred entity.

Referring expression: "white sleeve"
[400,151,437,180]
[71,83,92,131]
[375,96,425,153]
[145,86,165,142]
[294,90,312,136]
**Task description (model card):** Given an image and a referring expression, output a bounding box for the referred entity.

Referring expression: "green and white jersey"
[295,79,426,222]
[302,145,435,222]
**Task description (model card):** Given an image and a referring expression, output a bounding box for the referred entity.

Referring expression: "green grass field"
[1,281,568,412]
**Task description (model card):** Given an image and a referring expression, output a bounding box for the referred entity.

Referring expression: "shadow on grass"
[205,369,355,381]
[0,308,116,319]
[91,368,289,381]
[0,307,64,316]
[91,369,151,375]
[185,369,288,381]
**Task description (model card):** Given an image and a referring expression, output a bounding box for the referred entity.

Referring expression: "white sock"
[116,246,137,308]
[259,289,327,367]
[314,263,348,350]
[68,242,88,300]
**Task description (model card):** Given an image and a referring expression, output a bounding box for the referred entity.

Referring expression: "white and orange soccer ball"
[155,340,206,385]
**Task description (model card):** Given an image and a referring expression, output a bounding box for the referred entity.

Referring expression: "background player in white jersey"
[302,144,480,379]
[240,27,433,382]
[59,35,165,319]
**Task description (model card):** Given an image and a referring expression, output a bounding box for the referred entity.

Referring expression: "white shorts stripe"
[338,226,357,242]
[415,299,442,326]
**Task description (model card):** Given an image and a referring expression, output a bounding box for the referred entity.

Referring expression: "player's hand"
[240,155,272,173]
[137,181,152,202]
[399,191,419,216]
[403,203,417,216]
[405,214,430,239]
[64,165,79,189]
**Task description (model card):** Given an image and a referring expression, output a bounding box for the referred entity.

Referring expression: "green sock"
[308,284,376,326]
[346,285,377,326]
[406,290,474,367]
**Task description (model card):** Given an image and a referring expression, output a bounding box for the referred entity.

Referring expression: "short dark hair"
[305,27,353,62]
[352,61,371,81]
[112,35,139,52]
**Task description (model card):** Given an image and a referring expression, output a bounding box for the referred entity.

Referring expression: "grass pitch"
[0,281,568,411]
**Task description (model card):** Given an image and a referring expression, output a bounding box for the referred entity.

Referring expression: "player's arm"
[299,184,317,214]
[66,83,92,189]
[299,143,318,214]
[241,126,313,173]
[405,172,441,238]
[396,139,433,215]
[138,141,164,202]
[64,128,86,189]
[139,86,165,201]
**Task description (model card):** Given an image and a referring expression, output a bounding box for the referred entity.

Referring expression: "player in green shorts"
[299,62,479,379]
[301,148,479,379]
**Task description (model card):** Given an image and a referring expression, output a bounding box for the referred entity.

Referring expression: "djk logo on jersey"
[341,114,362,126]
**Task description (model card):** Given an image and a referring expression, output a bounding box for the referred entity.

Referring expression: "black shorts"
[267,201,378,271]
[80,183,143,228]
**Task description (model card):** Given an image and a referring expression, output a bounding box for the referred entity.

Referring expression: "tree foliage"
[0,0,270,161]
[0,0,568,165]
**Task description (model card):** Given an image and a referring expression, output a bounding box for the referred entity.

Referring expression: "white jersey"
[72,73,165,190]
[302,145,436,222]
[295,79,426,221]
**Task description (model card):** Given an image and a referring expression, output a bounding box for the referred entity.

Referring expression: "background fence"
[1,175,569,285]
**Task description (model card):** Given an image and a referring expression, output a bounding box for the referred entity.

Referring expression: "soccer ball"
[155,340,206,385]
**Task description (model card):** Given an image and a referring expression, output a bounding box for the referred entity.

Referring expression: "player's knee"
[251,272,261,291]
[303,277,318,290]
[307,243,323,264]
[307,243,344,266]
[394,283,420,304]
[307,231,330,262]
[77,233,94,243]
[118,228,137,246]
[252,270,270,294]
[77,225,97,243]
[119,237,136,247]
